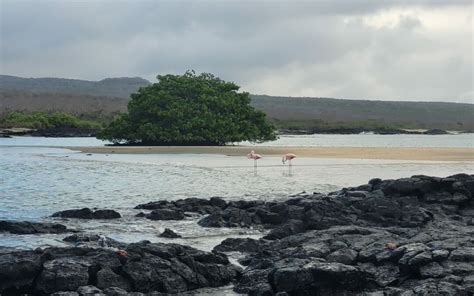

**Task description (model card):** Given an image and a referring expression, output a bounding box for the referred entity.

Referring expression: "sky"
[0,0,473,103]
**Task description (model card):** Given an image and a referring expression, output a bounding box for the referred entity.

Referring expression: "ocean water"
[1,133,473,148]
[0,135,473,252]
[248,133,474,148]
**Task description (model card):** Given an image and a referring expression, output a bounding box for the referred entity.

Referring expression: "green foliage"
[271,118,412,131]
[98,71,277,145]
[0,111,102,129]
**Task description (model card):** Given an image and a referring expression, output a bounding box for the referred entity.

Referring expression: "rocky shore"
[1,174,473,295]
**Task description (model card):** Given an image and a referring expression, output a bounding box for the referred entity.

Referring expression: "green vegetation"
[98,71,277,145]
[271,118,410,131]
[0,111,103,129]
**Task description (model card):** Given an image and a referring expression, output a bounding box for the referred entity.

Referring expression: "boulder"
[213,238,260,253]
[146,209,184,220]
[419,262,445,278]
[96,267,131,291]
[0,220,71,234]
[93,210,122,219]
[159,228,181,238]
[210,196,227,209]
[432,249,450,261]
[62,234,125,249]
[52,208,121,219]
[264,219,305,240]
[326,248,358,265]
[0,250,42,291]
[450,247,474,262]
[135,198,221,215]
[358,263,400,287]
[36,257,91,294]
[198,207,255,228]
[270,260,370,293]
[233,268,274,295]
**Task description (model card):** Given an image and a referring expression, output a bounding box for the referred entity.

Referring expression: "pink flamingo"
[282,153,296,165]
[247,150,262,168]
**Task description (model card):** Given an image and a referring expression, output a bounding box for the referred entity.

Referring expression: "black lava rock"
[52,208,121,219]
[159,228,181,238]
[0,220,72,234]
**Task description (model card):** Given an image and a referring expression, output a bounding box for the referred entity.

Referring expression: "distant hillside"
[0,75,150,98]
[252,95,474,130]
[0,89,128,117]
[1,75,473,130]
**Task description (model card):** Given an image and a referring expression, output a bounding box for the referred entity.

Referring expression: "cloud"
[0,0,472,103]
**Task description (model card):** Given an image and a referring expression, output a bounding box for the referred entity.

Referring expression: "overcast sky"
[1,0,473,103]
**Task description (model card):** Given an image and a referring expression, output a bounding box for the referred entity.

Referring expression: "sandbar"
[64,146,474,162]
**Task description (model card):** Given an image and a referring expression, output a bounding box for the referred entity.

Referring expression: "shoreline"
[61,145,474,161]
[2,174,474,295]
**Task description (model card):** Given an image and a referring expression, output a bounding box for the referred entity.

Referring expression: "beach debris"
[385,242,397,250]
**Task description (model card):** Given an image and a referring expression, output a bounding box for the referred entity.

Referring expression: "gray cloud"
[1,0,472,102]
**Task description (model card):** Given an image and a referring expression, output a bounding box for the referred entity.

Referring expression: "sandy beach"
[64,146,474,161]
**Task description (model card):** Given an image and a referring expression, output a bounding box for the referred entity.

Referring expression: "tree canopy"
[98,71,276,145]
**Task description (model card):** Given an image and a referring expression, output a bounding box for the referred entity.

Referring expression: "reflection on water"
[1,136,473,251]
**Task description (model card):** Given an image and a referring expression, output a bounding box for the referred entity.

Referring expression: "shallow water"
[1,135,473,252]
[0,136,110,147]
[1,133,473,147]
[248,133,474,148]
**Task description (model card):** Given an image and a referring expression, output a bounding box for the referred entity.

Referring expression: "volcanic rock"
[146,209,184,220]
[0,241,240,295]
[159,228,181,238]
[52,208,121,219]
[0,220,72,234]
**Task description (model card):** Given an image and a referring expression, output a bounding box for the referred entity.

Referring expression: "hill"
[0,75,150,98]
[0,89,128,117]
[252,95,474,131]
[1,75,473,131]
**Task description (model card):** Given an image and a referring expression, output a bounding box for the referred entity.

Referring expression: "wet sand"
[65,146,474,161]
